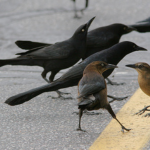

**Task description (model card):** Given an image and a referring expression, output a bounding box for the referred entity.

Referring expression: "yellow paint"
[89,88,150,150]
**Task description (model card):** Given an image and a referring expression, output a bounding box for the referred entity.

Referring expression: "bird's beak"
[127,26,137,32]
[86,16,95,29]
[126,64,137,69]
[135,45,147,51]
[106,64,118,69]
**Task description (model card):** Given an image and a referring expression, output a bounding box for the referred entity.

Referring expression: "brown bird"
[77,61,131,132]
[126,62,150,117]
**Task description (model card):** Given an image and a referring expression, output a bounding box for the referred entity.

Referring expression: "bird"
[126,62,150,117]
[129,22,150,33]
[0,17,95,98]
[77,61,131,132]
[137,17,150,23]
[15,23,136,85]
[71,0,89,18]
[5,41,147,106]
[16,23,135,58]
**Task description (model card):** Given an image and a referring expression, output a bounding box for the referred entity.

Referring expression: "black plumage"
[5,41,146,106]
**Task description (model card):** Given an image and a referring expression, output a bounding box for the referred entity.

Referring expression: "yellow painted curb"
[89,88,150,150]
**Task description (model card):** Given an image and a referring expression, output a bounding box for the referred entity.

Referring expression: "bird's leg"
[76,109,86,132]
[80,0,88,14]
[106,78,125,85]
[106,104,131,132]
[135,105,150,116]
[72,0,81,18]
[115,118,131,133]
[41,70,49,83]
[107,95,128,103]
[48,71,73,100]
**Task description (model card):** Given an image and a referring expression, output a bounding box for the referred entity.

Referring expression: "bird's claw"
[144,113,150,117]
[134,106,150,116]
[108,95,128,103]
[121,126,131,133]
[76,128,86,132]
[57,91,71,95]
[106,78,125,86]
[74,14,81,19]
[48,95,74,100]
[48,91,74,100]
[72,111,102,115]
[108,81,125,86]
[83,112,102,115]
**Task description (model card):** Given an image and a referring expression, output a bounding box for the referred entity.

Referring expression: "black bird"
[71,0,89,18]
[0,17,95,97]
[5,41,147,106]
[129,22,150,33]
[77,61,130,132]
[137,17,150,23]
[16,23,135,58]
[15,23,135,85]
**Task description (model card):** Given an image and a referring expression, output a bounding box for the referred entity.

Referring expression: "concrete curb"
[89,88,150,150]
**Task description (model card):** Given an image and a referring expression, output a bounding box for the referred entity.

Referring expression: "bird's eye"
[101,63,105,67]
[82,29,85,32]
[124,27,126,30]
[139,65,143,68]
[133,45,136,48]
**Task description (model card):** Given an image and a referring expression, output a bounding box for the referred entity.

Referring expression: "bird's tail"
[78,98,93,109]
[5,79,72,106]
[0,58,34,67]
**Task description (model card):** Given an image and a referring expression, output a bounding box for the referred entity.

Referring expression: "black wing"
[16,41,73,60]
[15,40,51,50]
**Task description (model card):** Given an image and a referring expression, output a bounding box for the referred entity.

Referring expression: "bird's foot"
[48,91,74,100]
[57,90,71,95]
[135,106,150,116]
[144,113,150,117]
[74,14,81,19]
[106,78,125,86]
[80,8,85,14]
[108,95,128,103]
[72,111,102,115]
[83,112,102,115]
[121,126,131,133]
[76,128,86,132]
[49,96,73,100]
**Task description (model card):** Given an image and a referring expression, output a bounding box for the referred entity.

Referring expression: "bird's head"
[87,61,118,73]
[116,41,147,54]
[111,23,136,35]
[72,17,95,40]
[126,62,150,74]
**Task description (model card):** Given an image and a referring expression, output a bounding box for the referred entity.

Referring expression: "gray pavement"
[0,0,150,149]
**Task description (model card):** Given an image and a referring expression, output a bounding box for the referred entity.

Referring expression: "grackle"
[0,17,95,98]
[15,23,135,85]
[126,62,150,117]
[5,41,147,106]
[137,17,150,23]
[129,22,150,33]
[77,61,131,132]
[16,23,135,58]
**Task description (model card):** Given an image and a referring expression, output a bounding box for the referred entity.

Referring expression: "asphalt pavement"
[0,0,150,149]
